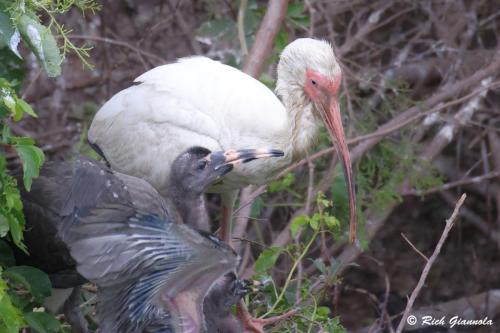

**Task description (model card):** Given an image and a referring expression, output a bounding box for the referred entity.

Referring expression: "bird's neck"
[279,85,321,160]
[171,192,210,231]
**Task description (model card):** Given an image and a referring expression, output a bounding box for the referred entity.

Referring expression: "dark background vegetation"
[1,0,500,332]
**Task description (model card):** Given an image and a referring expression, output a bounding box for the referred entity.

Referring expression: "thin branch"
[395,193,466,333]
[69,35,167,64]
[400,233,429,262]
[402,170,500,196]
[166,0,202,54]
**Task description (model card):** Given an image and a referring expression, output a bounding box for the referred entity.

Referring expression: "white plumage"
[89,38,357,242]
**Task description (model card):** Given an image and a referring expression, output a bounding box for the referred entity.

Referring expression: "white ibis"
[88,38,357,244]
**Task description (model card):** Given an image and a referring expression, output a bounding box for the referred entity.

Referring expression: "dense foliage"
[0,1,97,332]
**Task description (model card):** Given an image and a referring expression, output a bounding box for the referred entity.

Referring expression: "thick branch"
[242,0,289,77]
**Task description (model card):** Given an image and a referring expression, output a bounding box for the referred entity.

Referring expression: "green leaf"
[6,289,30,311]
[1,89,17,118]
[24,311,60,333]
[0,240,15,267]
[1,122,11,142]
[6,210,26,253]
[4,266,52,303]
[0,212,9,238]
[317,306,331,317]
[0,11,21,58]
[0,49,25,88]
[290,215,308,237]
[15,98,37,118]
[316,192,331,209]
[255,247,283,273]
[0,277,24,333]
[309,213,321,231]
[15,12,62,77]
[325,215,340,229]
[13,138,45,191]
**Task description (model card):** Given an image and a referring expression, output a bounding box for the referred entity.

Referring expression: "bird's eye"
[197,160,208,170]
[311,79,317,85]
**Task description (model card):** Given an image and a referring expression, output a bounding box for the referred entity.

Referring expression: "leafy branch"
[250,193,345,331]
[0,1,99,332]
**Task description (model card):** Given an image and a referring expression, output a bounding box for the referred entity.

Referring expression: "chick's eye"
[311,79,317,85]
[197,160,208,170]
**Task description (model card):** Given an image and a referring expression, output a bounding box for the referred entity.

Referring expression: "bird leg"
[237,302,297,333]
[62,286,89,333]
[220,190,238,246]
[220,205,232,244]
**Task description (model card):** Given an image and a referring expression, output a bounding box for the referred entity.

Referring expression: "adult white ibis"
[88,38,357,244]
[16,147,281,333]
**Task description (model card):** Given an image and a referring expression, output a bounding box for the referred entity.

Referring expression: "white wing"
[89,57,289,194]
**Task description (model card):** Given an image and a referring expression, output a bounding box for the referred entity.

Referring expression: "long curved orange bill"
[320,99,357,244]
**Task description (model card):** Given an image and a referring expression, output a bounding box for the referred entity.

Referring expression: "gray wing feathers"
[61,158,132,215]
[64,205,192,286]
[115,172,175,219]
[63,205,191,332]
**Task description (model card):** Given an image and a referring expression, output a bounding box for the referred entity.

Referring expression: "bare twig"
[339,3,390,55]
[439,191,498,242]
[400,233,429,262]
[402,170,500,196]
[69,35,167,64]
[395,193,466,333]
[166,0,202,54]
[233,186,255,253]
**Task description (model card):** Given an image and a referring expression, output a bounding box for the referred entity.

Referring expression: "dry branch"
[350,50,500,163]
[395,193,466,333]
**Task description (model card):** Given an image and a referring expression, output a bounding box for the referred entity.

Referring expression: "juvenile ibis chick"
[17,148,282,284]
[63,205,240,333]
[16,147,282,332]
[170,147,284,230]
[89,38,357,243]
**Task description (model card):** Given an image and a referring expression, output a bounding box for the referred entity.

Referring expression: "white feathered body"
[89,57,321,196]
